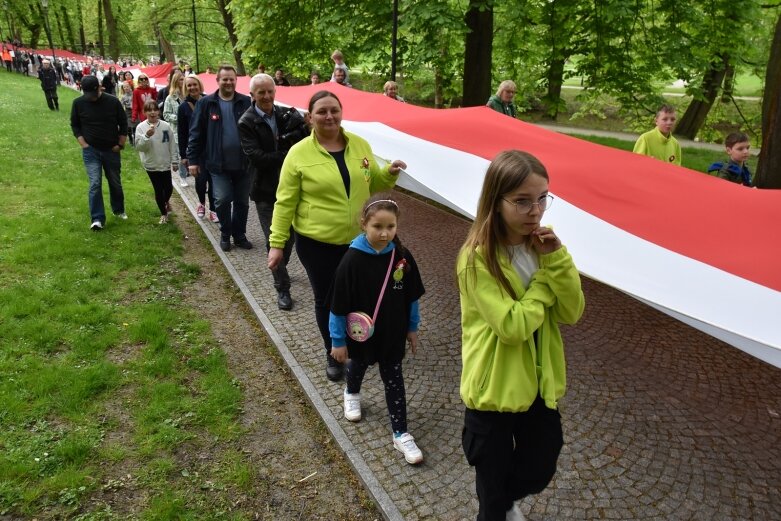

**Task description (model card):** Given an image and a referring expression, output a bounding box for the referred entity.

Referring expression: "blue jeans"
[209,168,252,242]
[82,146,124,224]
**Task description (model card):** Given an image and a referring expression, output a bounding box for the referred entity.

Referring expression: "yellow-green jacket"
[269,129,397,248]
[458,245,584,412]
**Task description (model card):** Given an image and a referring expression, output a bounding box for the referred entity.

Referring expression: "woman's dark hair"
[361,192,409,267]
[308,90,342,113]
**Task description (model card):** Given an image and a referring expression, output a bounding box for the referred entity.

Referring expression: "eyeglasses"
[138,77,148,81]
[502,195,554,214]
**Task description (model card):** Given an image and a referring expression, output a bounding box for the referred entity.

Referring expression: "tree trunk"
[96,0,104,57]
[720,62,735,103]
[61,5,76,50]
[462,0,493,107]
[214,0,245,75]
[674,55,729,140]
[434,66,444,109]
[102,0,119,60]
[755,13,781,189]
[54,10,65,48]
[154,22,176,63]
[543,56,566,119]
[77,0,86,54]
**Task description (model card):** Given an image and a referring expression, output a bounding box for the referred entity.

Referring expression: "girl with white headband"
[329,193,425,465]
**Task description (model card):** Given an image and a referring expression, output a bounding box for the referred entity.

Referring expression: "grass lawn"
[0,70,248,519]
[568,134,741,174]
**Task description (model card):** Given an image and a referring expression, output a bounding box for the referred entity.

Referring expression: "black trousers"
[346,359,407,434]
[255,200,293,292]
[462,397,563,521]
[43,88,58,110]
[294,233,349,352]
[146,170,173,216]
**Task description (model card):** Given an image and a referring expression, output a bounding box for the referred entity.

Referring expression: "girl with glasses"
[457,150,584,521]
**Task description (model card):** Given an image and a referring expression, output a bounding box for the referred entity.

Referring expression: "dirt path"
[175,203,381,520]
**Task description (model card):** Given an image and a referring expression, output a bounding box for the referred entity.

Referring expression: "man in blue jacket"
[187,65,253,252]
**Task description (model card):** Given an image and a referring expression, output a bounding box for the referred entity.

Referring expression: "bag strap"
[370,248,396,323]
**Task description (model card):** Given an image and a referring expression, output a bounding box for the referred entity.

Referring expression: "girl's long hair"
[170,70,186,99]
[459,150,549,299]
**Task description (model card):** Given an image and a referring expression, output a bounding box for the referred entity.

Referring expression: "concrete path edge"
[173,184,405,521]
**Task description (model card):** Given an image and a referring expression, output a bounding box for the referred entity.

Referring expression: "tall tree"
[462,0,493,106]
[674,0,758,139]
[755,10,781,188]
[96,0,104,56]
[215,0,244,74]
[101,0,119,60]
[60,4,76,50]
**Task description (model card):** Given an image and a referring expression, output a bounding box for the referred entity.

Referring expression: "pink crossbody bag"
[346,249,395,342]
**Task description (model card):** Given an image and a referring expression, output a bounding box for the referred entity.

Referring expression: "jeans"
[82,146,124,224]
[255,200,293,292]
[209,168,252,242]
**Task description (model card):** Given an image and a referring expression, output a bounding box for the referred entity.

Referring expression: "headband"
[364,199,398,214]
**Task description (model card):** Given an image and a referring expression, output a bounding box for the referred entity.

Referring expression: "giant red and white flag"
[198,77,781,369]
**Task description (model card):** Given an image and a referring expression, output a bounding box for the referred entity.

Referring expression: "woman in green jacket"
[457,150,584,521]
[486,80,518,118]
[268,91,407,381]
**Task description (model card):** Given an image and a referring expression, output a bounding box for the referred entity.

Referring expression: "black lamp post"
[390,0,398,81]
[40,0,56,66]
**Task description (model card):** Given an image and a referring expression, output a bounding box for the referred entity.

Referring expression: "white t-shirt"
[508,244,538,289]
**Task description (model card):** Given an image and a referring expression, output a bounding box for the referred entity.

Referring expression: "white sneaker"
[343,390,361,422]
[179,179,189,187]
[115,212,128,220]
[506,501,526,521]
[90,220,103,231]
[159,214,168,224]
[393,432,423,464]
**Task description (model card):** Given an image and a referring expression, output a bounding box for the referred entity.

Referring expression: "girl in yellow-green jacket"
[457,150,584,521]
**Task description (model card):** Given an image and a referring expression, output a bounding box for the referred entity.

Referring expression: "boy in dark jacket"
[707,132,753,186]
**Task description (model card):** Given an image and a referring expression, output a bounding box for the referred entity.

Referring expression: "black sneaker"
[277,291,293,310]
[219,238,232,251]
[234,238,253,250]
[326,353,343,381]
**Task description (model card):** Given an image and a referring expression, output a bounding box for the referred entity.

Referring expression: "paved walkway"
[174,183,781,521]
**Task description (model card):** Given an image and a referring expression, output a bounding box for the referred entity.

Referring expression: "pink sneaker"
[209,211,219,223]
[196,203,205,219]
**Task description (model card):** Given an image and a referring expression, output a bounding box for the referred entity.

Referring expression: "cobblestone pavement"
[174,182,781,521]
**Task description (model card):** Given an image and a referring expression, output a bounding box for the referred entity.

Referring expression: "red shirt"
[131,85,158,122]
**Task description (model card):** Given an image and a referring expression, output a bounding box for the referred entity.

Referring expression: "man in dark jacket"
[38,59,59,110]
[187,65,252,252]
[70,75,128,231]
[238,73,309,310]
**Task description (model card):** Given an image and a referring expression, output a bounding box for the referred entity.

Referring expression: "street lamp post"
[40,0,56,67]
[390,0,398,81]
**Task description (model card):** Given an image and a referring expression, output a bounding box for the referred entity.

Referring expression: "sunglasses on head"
[139,77,148,80]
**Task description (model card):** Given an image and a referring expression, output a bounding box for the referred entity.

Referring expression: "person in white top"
[135,99,179,223]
